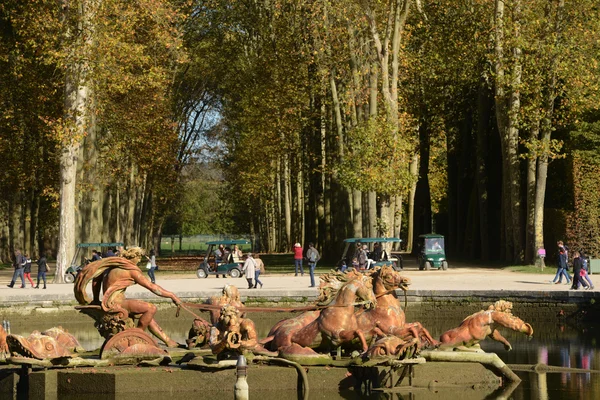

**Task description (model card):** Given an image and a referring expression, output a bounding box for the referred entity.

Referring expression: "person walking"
[570,251,589,290]
[306,243,320,288]
[551,243,571,285]
[242,253,256,289]
[35,253,49,289]
[148,249,157,284]
[7,249,26,288]
[293,243,304,276]
[253,254,264,289]
[23,254,35,287]
[580,251,595,290]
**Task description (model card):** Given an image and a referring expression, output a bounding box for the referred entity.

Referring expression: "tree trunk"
[133,174,147,246]
[494,0,522,263]
[283,154,292,251]
[526,121,539,263]
[534,0,563,257]
[110,183,119,242]
[413,117,432,244]
[407,154,418,253]
[507,0,523,263]
[378,195,390,236]
[475,77,491,261]
[393,195,403,249]
[138,182,151,249]
[127,166,136,245]
[56,0,96,281]
[366,0,411,236]
[56,142,81,282]
[29,194,40,259]
[297,163,305,247]
[0,211,9,263]
[23,193,30,257]
[352,190,363,237]
[368,192,377,237]
[367,60,378,239]
[118,179,127,245]
[78,109,102,244]
[269,188,277,252]
[388,195,396,238]
[329,66,351,246]
[102,184,111,242]
[276,158,282,252]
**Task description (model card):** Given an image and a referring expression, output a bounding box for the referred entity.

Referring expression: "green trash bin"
[589,259,600,275]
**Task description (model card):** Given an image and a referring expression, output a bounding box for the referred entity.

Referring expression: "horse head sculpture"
[372,265,411,293]
[318,270,376,309]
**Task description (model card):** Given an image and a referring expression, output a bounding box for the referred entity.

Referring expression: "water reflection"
[491,329,599,399]
[1,308,598,399]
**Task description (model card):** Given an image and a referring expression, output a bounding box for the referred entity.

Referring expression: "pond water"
[3,308,598,399]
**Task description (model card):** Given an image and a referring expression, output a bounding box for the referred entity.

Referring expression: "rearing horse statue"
[356,266,439,351]
[262,272,376,357]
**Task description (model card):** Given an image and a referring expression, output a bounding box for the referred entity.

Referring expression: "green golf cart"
[65,242,124,283]
[196,239,250,279]
[338,238,403,271]
[417,234,448,270]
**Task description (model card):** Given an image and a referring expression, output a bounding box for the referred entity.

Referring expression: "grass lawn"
[503,265,557,274]
[259,254,336,274]
[159,235,253,255]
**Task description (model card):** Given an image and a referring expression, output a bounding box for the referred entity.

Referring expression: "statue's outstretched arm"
[133,270,181,305]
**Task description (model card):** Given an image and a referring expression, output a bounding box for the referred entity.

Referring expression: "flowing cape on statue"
[74,257,142,313]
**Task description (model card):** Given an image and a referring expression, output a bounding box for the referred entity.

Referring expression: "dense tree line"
[1,0,599,275]
[190,0,600,261]
[0,0,195,279]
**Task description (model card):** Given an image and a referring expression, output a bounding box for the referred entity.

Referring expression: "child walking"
[23,254,35,287]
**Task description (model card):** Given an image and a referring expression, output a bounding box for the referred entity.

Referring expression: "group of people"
[336,242,385,273]
[551,240,594,290]
[7,249,49,289]
[241,252,264,289]
[211,243,264,289]
[215,244,244,265]
[293,242,321,287]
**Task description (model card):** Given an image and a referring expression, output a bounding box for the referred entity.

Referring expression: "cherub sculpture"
[439,300,533,352]
[209,305,258,357]
[206,284,244,324]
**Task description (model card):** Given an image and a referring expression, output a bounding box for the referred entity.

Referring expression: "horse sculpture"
[262,272,376,358]
[356,266,439,354]
[4,327,84,360]
[439,300,533,351]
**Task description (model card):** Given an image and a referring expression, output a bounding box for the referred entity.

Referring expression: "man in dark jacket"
[7,249,26,288]
[35,254,49,289]
[551,244,571,285]
[570,251,589,290]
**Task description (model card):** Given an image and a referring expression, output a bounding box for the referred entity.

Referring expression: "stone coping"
[0,288,597,309]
